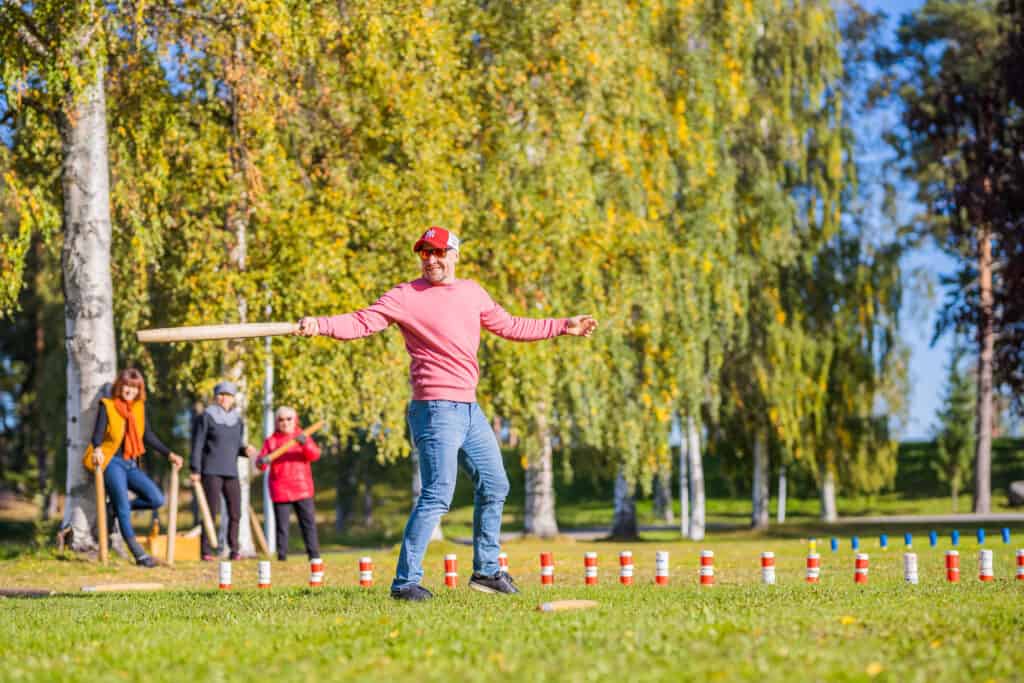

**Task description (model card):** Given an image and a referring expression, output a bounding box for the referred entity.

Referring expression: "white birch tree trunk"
[687,416,705,541]
[59,67,117,553]
[523,407,558,538]
[751,433,770,529]
[776,464,787,524]
[819,469,838,523]
[411,443,443,542]
[678,442,690,538]
[611,470,638,538]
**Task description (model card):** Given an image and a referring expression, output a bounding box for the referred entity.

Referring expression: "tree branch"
[1,0,50,59]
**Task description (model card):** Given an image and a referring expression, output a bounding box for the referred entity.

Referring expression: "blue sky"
[848,0,964,440]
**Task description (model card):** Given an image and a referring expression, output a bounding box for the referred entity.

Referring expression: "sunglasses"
[417,248,449,260]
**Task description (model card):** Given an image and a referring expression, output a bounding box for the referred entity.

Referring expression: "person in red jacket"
[256,406,321,561]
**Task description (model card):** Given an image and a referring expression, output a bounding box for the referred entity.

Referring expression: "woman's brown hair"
[112,368,147,402]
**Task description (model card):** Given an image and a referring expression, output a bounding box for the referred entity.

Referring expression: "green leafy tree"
[881,0,1021,512]
[933,348,976,511]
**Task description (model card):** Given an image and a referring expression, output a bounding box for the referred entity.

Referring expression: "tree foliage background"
[0,0,960,521]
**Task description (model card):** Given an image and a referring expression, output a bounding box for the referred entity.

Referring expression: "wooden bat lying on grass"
[137,322,298,343]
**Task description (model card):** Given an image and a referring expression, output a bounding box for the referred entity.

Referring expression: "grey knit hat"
[213,381,238,396]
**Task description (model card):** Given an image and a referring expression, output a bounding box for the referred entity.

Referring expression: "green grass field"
[2,528,1023,682]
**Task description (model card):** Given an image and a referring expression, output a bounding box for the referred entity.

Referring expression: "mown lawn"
[2,530,1022,682]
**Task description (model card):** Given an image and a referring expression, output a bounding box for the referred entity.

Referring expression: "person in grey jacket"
[189,382,257,560]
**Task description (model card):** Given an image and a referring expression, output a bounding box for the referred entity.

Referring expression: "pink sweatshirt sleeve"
[316,286,405,340]
[479,286,568,341]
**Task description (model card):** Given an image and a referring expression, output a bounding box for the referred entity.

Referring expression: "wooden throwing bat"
[537,600,599,612]
[137,322,298,344]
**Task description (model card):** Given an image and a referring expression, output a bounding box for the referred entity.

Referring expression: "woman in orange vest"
[86,368,183,567]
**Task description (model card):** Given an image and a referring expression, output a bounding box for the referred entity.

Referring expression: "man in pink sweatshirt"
[295,227,597,601]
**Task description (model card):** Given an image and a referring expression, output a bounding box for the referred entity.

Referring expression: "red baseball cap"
[413,226,461,253]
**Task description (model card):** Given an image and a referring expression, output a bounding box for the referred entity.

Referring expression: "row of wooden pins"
[216,557,324,590]
[210,547,1024,589]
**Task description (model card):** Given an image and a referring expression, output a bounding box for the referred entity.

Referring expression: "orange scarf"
[113,399,145,459]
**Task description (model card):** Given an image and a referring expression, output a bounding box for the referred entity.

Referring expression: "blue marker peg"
[929,530,938,547]
[951,530,960,546]
[830,537,839,552]
[1002,527,1011,544]
[851,536,860,551]
[977,528,986,545]
[904,532,913,548]
[880,533,888,550]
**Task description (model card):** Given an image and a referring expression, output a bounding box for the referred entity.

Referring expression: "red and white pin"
[655,551,669,585]
[854,553,869,584]
[584,552,598,585]
[619,551,634,585]
[219,560,232,591]
[309,557,324,587]
[761,551,776,585]
[540,552,554,586]
[699,550,715,586]
[945,550,960,583]
[359,556,373,588]
[257,560,271,589]
[806,553,821,584]
[444,554,458,588]
[978,549,994,582]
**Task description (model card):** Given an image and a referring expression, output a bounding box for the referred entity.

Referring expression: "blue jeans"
[392,401,509,590]
[104,456,165,547]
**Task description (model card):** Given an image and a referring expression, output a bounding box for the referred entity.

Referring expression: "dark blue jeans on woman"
[104,455,164,556]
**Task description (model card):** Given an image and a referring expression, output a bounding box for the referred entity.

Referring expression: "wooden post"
[94,466,108,565]
[249,504,270,557]
[166,464,180,565]
[193,479,218,549]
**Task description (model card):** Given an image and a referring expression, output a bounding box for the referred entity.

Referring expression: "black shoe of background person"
[136,555,158,568]
[229,552,242,561]
[468,571,519,595]
[390,584,434,602]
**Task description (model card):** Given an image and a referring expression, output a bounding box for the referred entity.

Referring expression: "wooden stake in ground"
[192,480,218,550]
[166,463,180,566]
[248,505,270,557]
[252,421,325,477]
[94,465,108,565]
[136,322,298,344]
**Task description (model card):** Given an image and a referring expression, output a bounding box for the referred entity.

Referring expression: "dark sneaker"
[136,555,157,568]
[201,554,215,562]
[469,571,519,595]
[229,552,242,561]
[390,584,434,602]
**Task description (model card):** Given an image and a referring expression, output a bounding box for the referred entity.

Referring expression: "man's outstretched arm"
[480,298,597,341]
[295,288,404,340]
